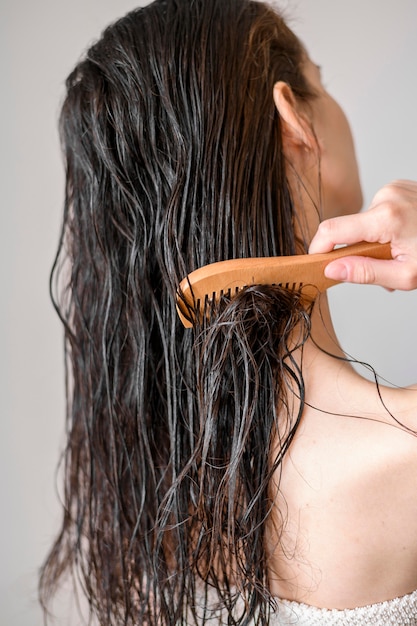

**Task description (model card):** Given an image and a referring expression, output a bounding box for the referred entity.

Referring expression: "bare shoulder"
[269,380,417,608]
[379,382,417,431]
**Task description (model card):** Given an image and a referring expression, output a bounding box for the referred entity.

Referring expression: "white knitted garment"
[193,589,417,625]
[273,590,417,625]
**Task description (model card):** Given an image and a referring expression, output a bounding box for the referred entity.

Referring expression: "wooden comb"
[176,241,392,328]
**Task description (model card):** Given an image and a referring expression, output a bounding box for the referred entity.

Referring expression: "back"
[269,340,417,609]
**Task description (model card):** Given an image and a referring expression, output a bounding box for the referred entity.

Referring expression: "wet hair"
[40,0,316,624]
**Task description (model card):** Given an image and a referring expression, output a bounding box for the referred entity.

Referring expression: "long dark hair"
[41,1,315,623]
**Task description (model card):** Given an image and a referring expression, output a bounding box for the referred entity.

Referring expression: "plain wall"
[1,1,416,624]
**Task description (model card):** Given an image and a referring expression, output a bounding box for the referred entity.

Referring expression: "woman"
[40,0,417,623]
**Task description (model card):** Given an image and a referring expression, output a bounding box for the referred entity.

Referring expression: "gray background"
[2,0,416,624]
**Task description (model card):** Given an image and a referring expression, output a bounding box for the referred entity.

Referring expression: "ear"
[273,81,316,154]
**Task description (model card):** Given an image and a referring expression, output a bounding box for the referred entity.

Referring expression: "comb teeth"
[176,242,392,328]
[178,280,309,328]
[202,282,304,306]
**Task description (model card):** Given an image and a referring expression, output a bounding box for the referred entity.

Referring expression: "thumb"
[324,256,410,290]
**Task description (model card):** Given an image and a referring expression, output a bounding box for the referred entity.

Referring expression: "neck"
[308,292,345,359]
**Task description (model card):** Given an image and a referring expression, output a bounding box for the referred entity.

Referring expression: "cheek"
[322,102,363,217]
[328,100,355,165]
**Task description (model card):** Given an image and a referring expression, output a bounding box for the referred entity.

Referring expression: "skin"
[267,58,417,609]
[273,58,363,242]
[310,179,417,290]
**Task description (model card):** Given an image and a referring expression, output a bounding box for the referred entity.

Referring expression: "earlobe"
[273,81,315,153]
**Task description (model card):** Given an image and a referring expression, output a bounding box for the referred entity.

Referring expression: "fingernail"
[325,262,348,281]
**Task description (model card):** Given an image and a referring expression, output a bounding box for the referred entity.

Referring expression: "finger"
[324,256,417,291]
[308,179,417,254]
[309,212,383,254]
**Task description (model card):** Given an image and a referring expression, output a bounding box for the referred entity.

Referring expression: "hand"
[309,180,417,291]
